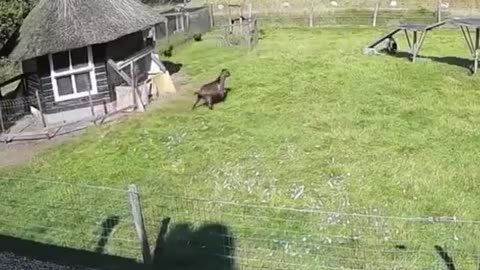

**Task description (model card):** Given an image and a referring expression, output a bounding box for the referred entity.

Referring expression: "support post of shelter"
[35,90,47,128]
[404,30,411,48]
[460,26,474,55]
[128,184,152,266]
[0,102,5,134]
[209,3,215,28]
[415,31,427,60]
[372,1,379,27]
[130,63,137,110]
[412,31,418,62]
[475,28,480,74]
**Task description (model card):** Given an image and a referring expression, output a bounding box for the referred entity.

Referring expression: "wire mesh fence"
[0,177,142,261]
[0,96,41,134]
[2,177,480,269]
[142,189,480,270]
[208,0,480,27]
[155,5,214,48]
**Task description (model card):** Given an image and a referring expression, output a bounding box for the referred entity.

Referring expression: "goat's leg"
[206,96,214,110]
[192,96,202,110]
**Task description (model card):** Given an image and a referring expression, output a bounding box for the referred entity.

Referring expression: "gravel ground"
[0,252,95,270]
[0,235,143,270]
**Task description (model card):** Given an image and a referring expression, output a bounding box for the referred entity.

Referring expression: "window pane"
[74,72,92,93]
[56,76,74,96]
[52,51,70,72]
[71,47,89,69]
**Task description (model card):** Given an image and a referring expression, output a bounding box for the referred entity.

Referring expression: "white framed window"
[48,46,98,102]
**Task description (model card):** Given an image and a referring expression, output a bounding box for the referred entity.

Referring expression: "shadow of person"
[94,215,120,254]
[152,219,235,270]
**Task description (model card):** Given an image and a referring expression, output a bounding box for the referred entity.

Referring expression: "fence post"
[128,184,152,265]
[372,1,379,27]
[309,0,314,27]
[180,12,185,32]
[437,0,442,23]
[130,63,137,111]
[35,90,47,128]
[0,101,5,134]
[185,12,190,33]
[209,3,215,28]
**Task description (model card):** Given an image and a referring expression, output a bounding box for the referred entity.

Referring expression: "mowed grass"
[2,27,480,268]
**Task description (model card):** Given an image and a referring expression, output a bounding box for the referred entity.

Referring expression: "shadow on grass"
[0,216,235,270]
[152,217,235,270]
[386,51,474,74]
[163,61,183,75]
[95,215,120,254]
[0,234,142,270]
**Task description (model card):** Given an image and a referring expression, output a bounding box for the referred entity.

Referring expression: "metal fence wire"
[142,192,480,270]
[155,6,213,43]
[0,178,142,261]
[0,96,39,134]
[208,0,480,27]
[2,177,480,269]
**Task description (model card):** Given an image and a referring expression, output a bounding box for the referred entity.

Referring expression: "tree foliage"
[0,0,36,47]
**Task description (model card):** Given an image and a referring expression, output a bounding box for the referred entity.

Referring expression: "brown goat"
[191,69,231,110]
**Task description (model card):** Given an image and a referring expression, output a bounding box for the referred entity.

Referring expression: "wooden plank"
[116,46,154,70]
[475,28,480,74]
[0,102,5,133]
[367,28,402,48]
[151,56,167,73]
[107,60,133,86]
[0,73,31,89]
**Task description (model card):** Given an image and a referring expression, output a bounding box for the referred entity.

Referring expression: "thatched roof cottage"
[6,0,167,123]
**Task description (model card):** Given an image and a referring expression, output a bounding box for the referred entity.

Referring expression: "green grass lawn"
[2,26,480,269]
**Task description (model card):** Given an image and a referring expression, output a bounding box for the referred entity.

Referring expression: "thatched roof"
[9,0,166,61]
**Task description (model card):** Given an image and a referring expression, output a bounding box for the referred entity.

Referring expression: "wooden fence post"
[309,0,314,27]
[35,90,47,128]
[372,1,379,27]
[130,63,137,111]
[128,184,152,265]
[209,3,215,28]
[437,0,442,23]
[87,89,95,118]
